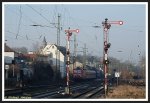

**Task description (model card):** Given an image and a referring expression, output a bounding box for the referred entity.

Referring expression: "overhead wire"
[26,4,53,25]
[5,5,60,49]
[6,5,44,41]
[16,5,22,39]
[6,5,40,26]
[6,30,37,42]
[61,6,102,57]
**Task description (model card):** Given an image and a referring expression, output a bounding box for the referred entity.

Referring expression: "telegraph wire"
[6,30,37,42]
[16,6,22,39]
[26,4,52,24]
[6,5,44,40]
[62,7,102,57]
[6,5,39,26]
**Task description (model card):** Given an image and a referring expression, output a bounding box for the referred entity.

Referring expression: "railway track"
[31,79,102,98]
[5,81,76,97]
[5,84,58,97]
[72,86,104,99]
[32,84,89,98]
[5,88,23,96]
[5,79,103,99]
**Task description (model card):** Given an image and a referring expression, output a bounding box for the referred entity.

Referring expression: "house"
[4,44,34,84]
[36,54,49,63]
[40,44,66,78]
[22,53,37,62]
[4,44,20,81]
[4,43,19,64]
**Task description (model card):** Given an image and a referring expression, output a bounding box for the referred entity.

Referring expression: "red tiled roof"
[23,54,37,58]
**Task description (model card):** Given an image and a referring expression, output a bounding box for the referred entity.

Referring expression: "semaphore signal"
[102,18,123,98]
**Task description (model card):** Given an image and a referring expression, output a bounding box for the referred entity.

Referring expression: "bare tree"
[139,55,146,79]
[12,47,28,54]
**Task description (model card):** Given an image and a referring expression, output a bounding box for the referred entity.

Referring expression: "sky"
[3,2,147,64]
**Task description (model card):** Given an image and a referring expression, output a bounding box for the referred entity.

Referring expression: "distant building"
[28,51,34,54]
[4,44,34,81]
[40,44,66,78]
[4,44,19,64]
[4,44,20,81]
[23,53,37,62]
[36,54,49,63]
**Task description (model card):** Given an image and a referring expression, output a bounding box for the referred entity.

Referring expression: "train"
[73,65,103,81]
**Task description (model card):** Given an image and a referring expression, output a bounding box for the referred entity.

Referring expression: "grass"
[106,85,145,99]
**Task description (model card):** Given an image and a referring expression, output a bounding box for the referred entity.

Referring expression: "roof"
[50,44,66,56]
[5,44,15,52]
[41,44,66,56]
[23,54,37,58]
[57,45,66,56]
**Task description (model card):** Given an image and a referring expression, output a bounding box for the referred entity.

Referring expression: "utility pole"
[102,18,123,98]
[56,14,61,80]
[83,44,88,68]
[65,28,79,95]
[73,34,77,70]
[12,60,15,77]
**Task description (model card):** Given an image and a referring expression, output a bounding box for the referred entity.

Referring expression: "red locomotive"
[73,66,100,80]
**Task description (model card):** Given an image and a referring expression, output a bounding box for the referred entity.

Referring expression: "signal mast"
[102,18,123,97]
[65,28,79,95]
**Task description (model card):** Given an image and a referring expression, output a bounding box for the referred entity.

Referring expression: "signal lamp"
[104,60,109,64]
[66,61,70,65]
[66,51,70,55]
[107,43,111,48]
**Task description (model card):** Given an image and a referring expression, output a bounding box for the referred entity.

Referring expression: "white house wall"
[41,44,66,78]
[42,45,65,63]
[4,52,15,64]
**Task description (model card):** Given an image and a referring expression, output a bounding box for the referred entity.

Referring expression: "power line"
[6,5,40,26]
[63,6,97,25]
[83,43,88,68]
[6,5,45,40]
[8,5,37,25]
[26,4,52,24]
[6,30,37,42]
[16,6,22,39]
[62,11,100,45]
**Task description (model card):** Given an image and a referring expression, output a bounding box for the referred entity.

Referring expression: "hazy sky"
[3,2,147,64]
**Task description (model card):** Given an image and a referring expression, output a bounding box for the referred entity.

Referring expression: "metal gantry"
[73,33,77,70]
[56,14,61,81]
